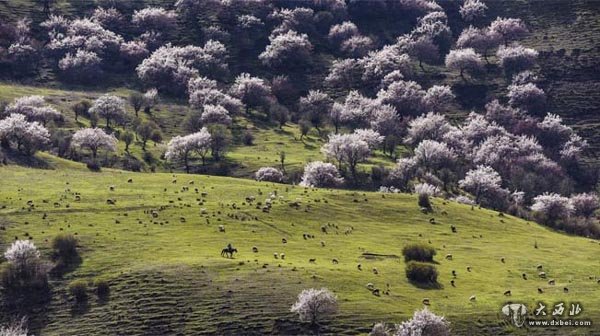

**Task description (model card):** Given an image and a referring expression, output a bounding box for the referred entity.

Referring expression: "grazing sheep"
[321,226,327,233]
[548,279,555,285]
[538,272,546,279]
[538,288,544,294]
[332,258,338,264]
[106,199,115,205]
[373,268,379,275]
[372,289,380,296]
[422,298,430,305]
[282,238,287,244]
[357,264,362,271]
[189,180,194,185]
[321,241,325,247]
[309,258,316,263]
[445,254,453,260]
[467,266,472,272]
[280,253,285,260]
[74,195,81,201]
[109,185,115,191]
[218,225,225,232]
[450,280,455,287]
[503,290,511,296]
[522,273,528,280]
[452,270,457,277]
[429,218,435,224]
[537,264,543,270]
[252,246,258,253]
[501,257,505,263]
[303,234,308,240]
[563,287,569,293]
[469,295,476,302]
[127,178,133,183]
[451,225,457,233]
[172,179,177,184]
[274,253,279,259]
[366,283,375,290]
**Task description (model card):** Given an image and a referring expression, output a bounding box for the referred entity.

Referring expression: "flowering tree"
[200,105,232,126]
[229,73,272,114]
[120,40,149,63]
[321,133,370,178]
[415,182,440,197]
[165,128,212,172]
[328,21,359,46]
[255,167,284,182]
[413,140,456,171]
[369,322,392,336]
[377,80,426,117]
[325,58,363,91]
[71,127,117,159]
[58,49,103,81]
[423,85,454,111]
[4,240,41,269]
[259,30,313,69]
[445,48,484,81]
[354,129,384,149]
[299,90,333,134]
[290,288,338,326]
[300,161,344,187]
[340,35,376,58]
[361,45,412,83]
[531,193,574,223]
[398,35,439,71]
[395,308,451,336]
[455,26,502,62]
[137,42,228,93]
[5,95,61,126]
[91,7,125,31]
[269,7,315,35]
[405,112,452,145]
[507,83,546,115]
[459,0,487,22]
[370,104,402,155]
[570,193,599,218]
[496,44,538,76]
[0,114,50,155]
[89,95,127,128]
[490,17,528,45]
[132,7,177,33]
[387,157,418,191]
[459,165,507,204]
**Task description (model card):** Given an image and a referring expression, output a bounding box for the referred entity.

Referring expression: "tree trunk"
[106,117,110,129]
[184,152,189,173]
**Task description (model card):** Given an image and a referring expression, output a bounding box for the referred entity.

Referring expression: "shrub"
[95,278,110,298]
[242,130,254,146]
[402,244,436,262]
[405,261,438,284]
[418,193,431,210]
[68,279,88,302]
[51,234,78,266]
[86,160,101,172]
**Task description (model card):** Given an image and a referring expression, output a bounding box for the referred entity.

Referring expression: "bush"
[51,234,78,262]
[242,130,254,145]
[68,279,88,302]
[418,193,431,210]
[86,160,101,172]
[406,261,438,284]
[402,244,436,262]
[95,278,110,298]
[1,262,48,293]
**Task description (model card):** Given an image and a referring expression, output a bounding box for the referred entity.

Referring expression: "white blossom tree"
[4,240,41,269]
[165,128,212,172]
[570,193,599,218]
[405,112,452,145]
[0,114,50,155]
[445,48,484,81]
[459,0,487,22]
[259,30,313,69]
[299,90,333,134]
[58,49,102,81]
[132,7,177,33]
[300,161,344,187]
[395,308,451,336]
[328,21,359,46]
[188,77,243,115]
[361,45,412,83]
[200,104,232,126]
[455,26,501,62]
[531,193,574,223]
[490,17,528,45]
[377,80,426,117]
[71,127,117,159]
[255,167,284,182]
[496,44,538,76]
[413,140,456,171]
[507,83,546,115]
[89,94,127,128]
[459,165,507,204]
[321,133,370,179]
[229,73,272,114]
[290,288,338,326]
[5,95,61,126]
[423,85,454,111]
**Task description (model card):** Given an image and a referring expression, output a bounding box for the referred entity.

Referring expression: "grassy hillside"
[0,164,598,335]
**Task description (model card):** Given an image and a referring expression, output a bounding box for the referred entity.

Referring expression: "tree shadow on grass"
[4,150,52,169]
[409,281,444,290]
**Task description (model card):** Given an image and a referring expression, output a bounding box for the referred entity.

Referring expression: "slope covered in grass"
[0,165,598,335]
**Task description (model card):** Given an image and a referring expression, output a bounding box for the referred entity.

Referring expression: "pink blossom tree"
[71,127,117,159]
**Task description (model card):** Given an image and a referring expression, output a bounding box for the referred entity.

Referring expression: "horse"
[221,247,238,258]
